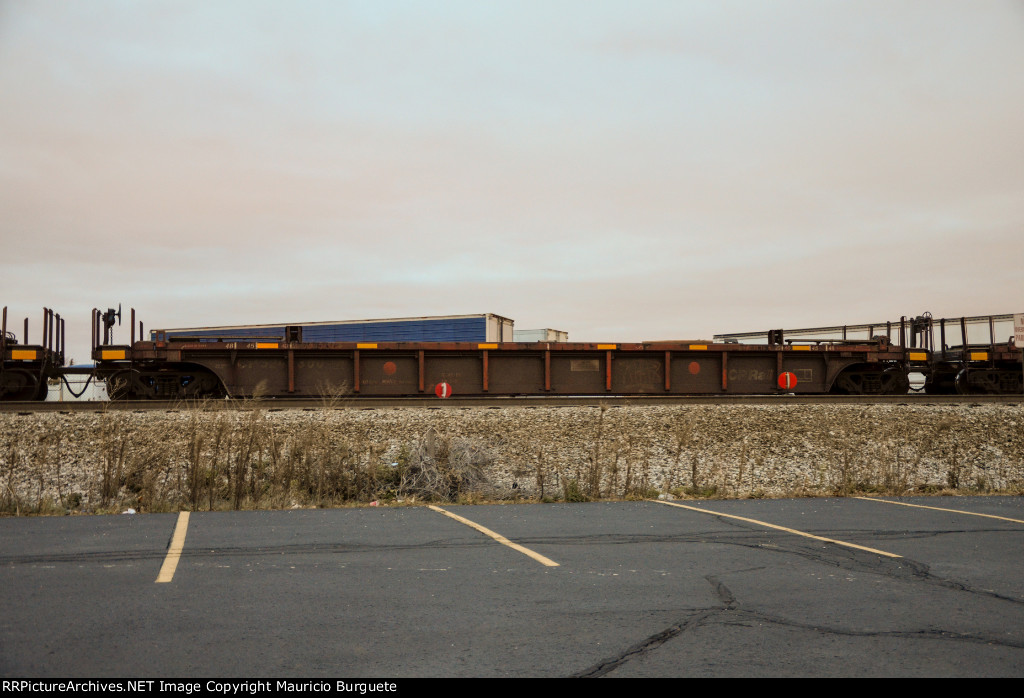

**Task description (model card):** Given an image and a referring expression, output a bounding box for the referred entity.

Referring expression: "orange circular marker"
[435,382,452,398]
[688,361,701,375]
[778,372,797,390]
[382,361,397,375]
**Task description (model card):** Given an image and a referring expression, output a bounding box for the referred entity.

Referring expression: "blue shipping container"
[152,314,515,343]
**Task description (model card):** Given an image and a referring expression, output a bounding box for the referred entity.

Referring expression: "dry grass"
[1,402,1022,515]
[0,399,501,514]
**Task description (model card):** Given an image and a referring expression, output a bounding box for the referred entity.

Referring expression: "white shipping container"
[487,315,516,342]
[513,328,569,342]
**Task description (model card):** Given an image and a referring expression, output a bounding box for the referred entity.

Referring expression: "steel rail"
[2,393,1021,413]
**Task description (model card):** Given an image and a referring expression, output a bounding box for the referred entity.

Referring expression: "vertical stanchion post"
[1014,314,1024,394]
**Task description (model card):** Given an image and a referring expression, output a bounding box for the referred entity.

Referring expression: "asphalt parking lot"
[1,496,1022,677]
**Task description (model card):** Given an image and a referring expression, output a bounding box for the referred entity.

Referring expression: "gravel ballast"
[1,403,1021,511]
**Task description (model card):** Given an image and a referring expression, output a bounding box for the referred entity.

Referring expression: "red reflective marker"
[778,372,797,390]
[435,382,453,398]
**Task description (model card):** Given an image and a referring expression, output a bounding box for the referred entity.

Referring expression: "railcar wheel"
[879,367,910,395]
[106,371,140,400]
[955,369,978,395]
[974,372,1003,394]
[834,369,882,394]
[31,376,48,400]
[833,366,909,395]
[956,369,1022,395]
[954,369,968,395]
[1008,372,1024,395]
[0,370,43,401]
[955,368,989,395]
[177,369,225,398]
[834,371,867,394]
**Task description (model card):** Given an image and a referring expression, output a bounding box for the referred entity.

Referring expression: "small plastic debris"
[122,508,136,514]
[369,501,379,507]
[657,493,673,500]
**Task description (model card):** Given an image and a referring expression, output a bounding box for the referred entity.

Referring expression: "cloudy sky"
[2,1,1022,362]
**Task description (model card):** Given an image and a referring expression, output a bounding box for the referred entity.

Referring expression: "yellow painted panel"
[11,350,37,360]
[689,345,708,351]
[792,345,812,351]
[909,352,928,361]
[597,344,617,350]
[255,342,278,349]
[970,352,988,361]
[101,350,126,360]
[478,343,498,349]
[357,343,378,349]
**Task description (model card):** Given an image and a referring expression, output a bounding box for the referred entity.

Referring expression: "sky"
[2,0,1023,363]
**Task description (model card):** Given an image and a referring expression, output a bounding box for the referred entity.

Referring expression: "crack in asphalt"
[574,573,737,677]
[706,574,737,609]
[687,515,1024,606]
[571,608,720,678]
[0,539,485,566]
[573,565,1024,677]
[0,550,169,565]
[725,607,1024,649]
[761,541,1024,606]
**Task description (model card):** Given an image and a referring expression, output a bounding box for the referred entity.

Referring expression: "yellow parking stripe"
[156,511,190,583]
[653,499,901,558]
[428,505,559,567]
[854,497,1024,524]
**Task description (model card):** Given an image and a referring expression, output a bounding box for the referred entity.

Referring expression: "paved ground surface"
[1,496,1023,677]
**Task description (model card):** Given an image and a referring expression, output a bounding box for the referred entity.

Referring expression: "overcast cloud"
[2,1,1022,362]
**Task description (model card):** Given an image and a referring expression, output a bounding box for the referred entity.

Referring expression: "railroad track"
[2,393,1021,413]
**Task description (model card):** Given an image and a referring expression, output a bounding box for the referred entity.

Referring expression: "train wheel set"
[2,306,1022,401]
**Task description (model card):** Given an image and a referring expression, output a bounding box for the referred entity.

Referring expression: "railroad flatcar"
[3,306,1019,402]
[86,307,931,400]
